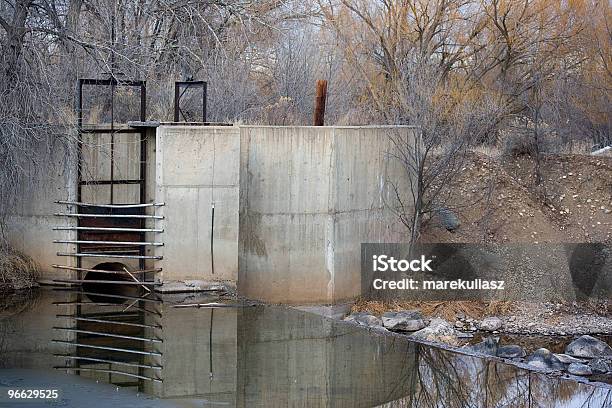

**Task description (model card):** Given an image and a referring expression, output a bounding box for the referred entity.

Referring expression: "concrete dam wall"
[4,124,415,305]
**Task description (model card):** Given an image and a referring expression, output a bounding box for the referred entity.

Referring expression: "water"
[0,288,610,407]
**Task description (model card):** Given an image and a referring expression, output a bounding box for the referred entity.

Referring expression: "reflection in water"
[0,289,610,407]
[381,345,612,407]
[52,288,163,387]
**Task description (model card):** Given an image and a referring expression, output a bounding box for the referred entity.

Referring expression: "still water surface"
[0,288,610,407]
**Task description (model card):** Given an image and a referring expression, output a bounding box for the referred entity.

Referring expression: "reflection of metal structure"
[174,80,207,122]
[53,288,164,387]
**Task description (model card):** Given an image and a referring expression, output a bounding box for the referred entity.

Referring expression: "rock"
[565,335,612,358]
[343,312,382,328]
[588,358,612,374]
[480,317,503,331]
[554,353,587,365]
[466,336,499,356]
[382,310,427,331]
[567,363,593,376]
[435,207,460,231]
[497,345,526,359]
[526,348,565,371]
[411,318,460,346]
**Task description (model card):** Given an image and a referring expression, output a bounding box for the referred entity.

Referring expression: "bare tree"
[320,0,504,243]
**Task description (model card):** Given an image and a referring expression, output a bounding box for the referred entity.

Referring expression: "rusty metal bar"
[56,200,164,208]
[313,79,328,126]
[54,367,162,383]
[53,327,162,343]
[52,279,161,286]
[56,252,162,260]
[54,213,164,219]
[55,315,161,329]
[51,265,161,274]
[54,240,163,246]
[54,355,162,370]
[53,226,163,232]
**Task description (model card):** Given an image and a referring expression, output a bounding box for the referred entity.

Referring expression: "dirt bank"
[363,152,611,335]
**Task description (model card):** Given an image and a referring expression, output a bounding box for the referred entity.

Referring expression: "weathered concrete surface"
[238,126,413,304]
[5,124,413,305]
[155,125,240,286]
[3,138,78,281]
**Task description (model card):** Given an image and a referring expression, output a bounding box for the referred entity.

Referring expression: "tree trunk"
[1,0,32,86]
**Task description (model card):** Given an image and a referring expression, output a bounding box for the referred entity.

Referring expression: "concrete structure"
[154,125,240,287]
[238,126,408,303]
[3,124,416,305]
[2,139,78,282]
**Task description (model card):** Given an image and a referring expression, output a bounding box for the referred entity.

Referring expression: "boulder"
[382,310,428,331]
[343,312,382,328]
[567,363,593,376]
[554,353,587,365]
[565,335,612,358]
[526,348,565,371]
[588,358,612,374]
[466,336,499,356]
[411,318,460,346]
[497,345,526,359]
[435,207,460,231]
[480,317,503,331]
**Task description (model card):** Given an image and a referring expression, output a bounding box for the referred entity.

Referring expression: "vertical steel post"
[76,79,84,275]
[203,82,208,122]
[173,82,180,122]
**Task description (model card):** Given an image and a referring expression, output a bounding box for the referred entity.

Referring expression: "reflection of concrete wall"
[3,138,78,281]
[238,126,413,304]
[236,307,415,408]
[145,305,237,404]
[0,290,75,368]
[155,125,240,284]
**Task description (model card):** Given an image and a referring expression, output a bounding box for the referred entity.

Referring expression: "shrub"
[0,246,39,292]
[502,132,537,158]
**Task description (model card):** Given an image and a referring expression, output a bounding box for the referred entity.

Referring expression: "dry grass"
[0,246,39,291]
[351,298,514,321]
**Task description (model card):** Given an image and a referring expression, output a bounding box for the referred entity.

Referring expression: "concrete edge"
[155,280,237,294]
